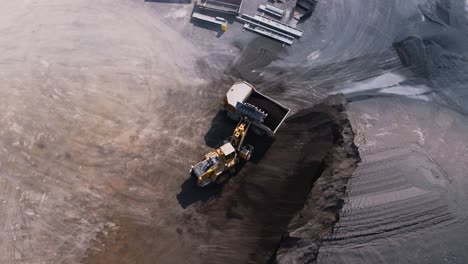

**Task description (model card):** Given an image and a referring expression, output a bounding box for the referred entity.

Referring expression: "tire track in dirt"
[324,144,456,246]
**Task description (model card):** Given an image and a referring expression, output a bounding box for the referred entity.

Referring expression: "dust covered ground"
[1,0,468,263]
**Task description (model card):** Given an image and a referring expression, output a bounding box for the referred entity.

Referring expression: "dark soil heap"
[195,95,360,264]
[84,95,360,264]
[272,95,361,264]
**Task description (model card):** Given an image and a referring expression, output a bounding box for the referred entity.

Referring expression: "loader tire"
[215,174,230,184]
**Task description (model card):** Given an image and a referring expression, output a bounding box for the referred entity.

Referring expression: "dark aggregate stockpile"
[273,99,360,264]
[194,95,360,264]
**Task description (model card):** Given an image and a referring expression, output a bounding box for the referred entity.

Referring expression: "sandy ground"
[1,0,468,263]
[0,0,211,263]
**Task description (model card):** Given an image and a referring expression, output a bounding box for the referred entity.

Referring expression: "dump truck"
[190,81,290,187]
[222,81,290,136]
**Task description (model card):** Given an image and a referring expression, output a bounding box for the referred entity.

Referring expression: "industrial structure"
[237,12,304,46]
[195,0,243,16]
[191,12,228,31]
[191,0,244,32]
[189,0,306,45]
[258,4,285,19]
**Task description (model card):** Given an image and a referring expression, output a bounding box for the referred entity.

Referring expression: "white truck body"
[223,81,290,136]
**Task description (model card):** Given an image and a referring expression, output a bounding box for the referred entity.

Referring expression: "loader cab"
[191,155,218,178]
[219,143,236,161]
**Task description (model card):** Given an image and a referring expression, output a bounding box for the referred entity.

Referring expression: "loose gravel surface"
[1,0,468,263]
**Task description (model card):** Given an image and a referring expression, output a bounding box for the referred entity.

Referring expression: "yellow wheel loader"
[190,82,290,187]
[190,113,257,187]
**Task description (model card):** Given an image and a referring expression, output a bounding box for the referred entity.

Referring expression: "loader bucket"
[235,102,268,124]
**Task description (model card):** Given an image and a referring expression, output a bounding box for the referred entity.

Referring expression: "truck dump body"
[224,82,290,135]
[246,90,288,133]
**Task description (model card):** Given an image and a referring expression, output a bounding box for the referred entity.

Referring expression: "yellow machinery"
[190,81,291,187]
[190,117,254,187]
[221,23,227,32]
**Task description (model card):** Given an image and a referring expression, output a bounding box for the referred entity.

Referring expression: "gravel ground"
[316,97,468,264]
[1,0,468,263]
